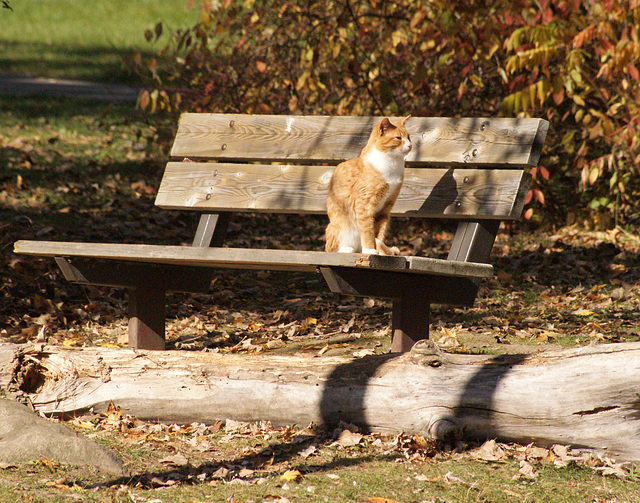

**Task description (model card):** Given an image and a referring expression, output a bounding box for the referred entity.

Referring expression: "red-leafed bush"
[135,0,640,229]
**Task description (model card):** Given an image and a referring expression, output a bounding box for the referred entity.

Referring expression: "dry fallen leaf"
[159,453,189,467]
[472,439,508,462]
[299,444,317,458]
[611,287,626,300]
[279,469,302,482]
[247,321,263,332]
[443,471,473,488]
[266,338,286,349]
[353,348,375,358]
[537,331,559,342]
[436,327,461,348]
[45,481,82,491]
[105,400,122,421]
[39,459,60,472]
[516,460,538,479]
[225,419,250,434]
[238,467,255,478]
[71,419,96,430]
[332,429,364,447]
[524,445,550,461]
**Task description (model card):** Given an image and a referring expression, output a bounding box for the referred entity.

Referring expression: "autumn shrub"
[502,0,640,228]
[136,0,640,229]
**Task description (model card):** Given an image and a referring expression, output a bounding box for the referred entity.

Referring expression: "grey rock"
[0,399,125,475]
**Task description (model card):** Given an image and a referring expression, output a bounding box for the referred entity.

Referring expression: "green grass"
[2,452,637,503]
[1,6,640,503]
[0,0,198,83]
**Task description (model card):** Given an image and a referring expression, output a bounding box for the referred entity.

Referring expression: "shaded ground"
[1,97,639,358]
[1,95,639,502]
[0,74,139,102]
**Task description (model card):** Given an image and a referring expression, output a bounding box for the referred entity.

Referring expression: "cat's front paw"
[338,246,357,253]
[362,247,378,255]
[375,238,400,256]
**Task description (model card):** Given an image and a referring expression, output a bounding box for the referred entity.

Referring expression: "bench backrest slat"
[170,114,548,168]
[156,162,531,220]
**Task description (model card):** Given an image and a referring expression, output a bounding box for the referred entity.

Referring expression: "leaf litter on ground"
[2,100,640,501]
[60,403,637,495]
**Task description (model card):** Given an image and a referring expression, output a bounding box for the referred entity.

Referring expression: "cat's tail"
[325,219,359,253]
[325,230,339,252]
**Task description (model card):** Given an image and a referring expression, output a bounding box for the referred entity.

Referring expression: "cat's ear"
[378,118,393,135]
[400,115,411,125]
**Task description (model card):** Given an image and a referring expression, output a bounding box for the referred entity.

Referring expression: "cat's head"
[370,116,412,156]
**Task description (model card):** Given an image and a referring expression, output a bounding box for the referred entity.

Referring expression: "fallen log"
[1,341,639,460]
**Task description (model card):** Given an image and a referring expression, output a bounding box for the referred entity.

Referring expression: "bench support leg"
[448,220,500,262]
[128,284,166,350]
[321,266,440,353]
[390,297,430,353]
[193,213,232,247]
[52,258,216,350]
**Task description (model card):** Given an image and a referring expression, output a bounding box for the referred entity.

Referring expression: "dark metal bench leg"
[128,284,166,350]
[390,297,430,353]
[448,220,500,262]
[193,213,232,247]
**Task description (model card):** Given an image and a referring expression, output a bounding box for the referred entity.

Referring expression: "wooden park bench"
[14,114,548,353]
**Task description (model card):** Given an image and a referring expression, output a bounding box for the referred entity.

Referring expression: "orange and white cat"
[325,116,412,255]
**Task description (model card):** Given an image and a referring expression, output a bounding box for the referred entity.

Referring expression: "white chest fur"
[364,147,405,187]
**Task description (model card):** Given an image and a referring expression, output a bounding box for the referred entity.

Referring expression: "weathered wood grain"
[3,341,639,460]
[13,241,494,278]
[170,114,548,168]
[155,163,531,220]
[12,113,549,352]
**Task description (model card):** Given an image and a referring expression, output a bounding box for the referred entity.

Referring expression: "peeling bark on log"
[1,341,639,460]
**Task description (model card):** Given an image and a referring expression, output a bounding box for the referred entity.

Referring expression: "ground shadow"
[84,348,529,490]
[0,40,152,86]
[492,239,638,289]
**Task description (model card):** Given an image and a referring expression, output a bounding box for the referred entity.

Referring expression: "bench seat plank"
[156,163,531,220]
[13,241,493,279]
[14,113,548,351]
[171,114,548,168]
